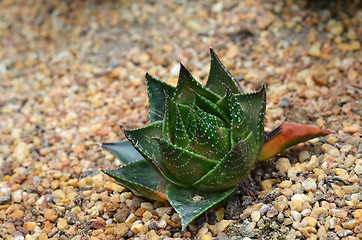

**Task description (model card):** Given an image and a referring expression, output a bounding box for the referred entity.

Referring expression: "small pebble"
[342,125,359,134]
[279,180,292,189]
[354,164,362,175]
[23,222,37,232]
[301,209,311,217]
[344,155,357,168]
[245,222,256,232]
[291,211,301,222]
[104,181,125,192]
[156,219,167,229]
[284,218,293,226]
[125,213,136,224]
[197,226,209,237]
[218,220,230,232]
[259,204,271,215]
[215,207,225,222]
[310,207,328,220]
[251,211,261,222]
[306,155,319,171]
[130,222,143,234]
[299,151,310,162]
[276,158,291,173]
[44,209,58,221]
[308,42,321,57]
[302,178,317,192]
[277,212,284,223]
[340,144,352,154]
[257,218,264,228]
[279,97,290,108]
[57,218,68,230]
[337,229,353,237]
[275,201,287,212]
[142,211,153,223]
[140,202,153,211]
[217,232,230,240]
[208,224,220,236]
[354,209,362,219]
[11,190,23,203]
[342,219,358,229]
[327,135,338,144]
[301,217,317,227]
[266,208,278,218]
[200,234,212,240]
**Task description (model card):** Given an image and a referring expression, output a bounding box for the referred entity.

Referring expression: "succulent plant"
[101,49,330,229]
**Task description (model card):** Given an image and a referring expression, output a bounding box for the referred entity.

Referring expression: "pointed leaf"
[183,105,197,141]
[162,97,191,148]
[194,92,230,126]
[174,106,192,148]
[193,132,258,191]
[124,121,163,163]
[162,96,177,142]
[192,104,226,128]
[103,159,168,202]
[258,122,331,161]
[101,140,143,164]
[154,138,218,185]
[173,64,220,105]
[217,89,250,146]
[125,122,188,188]
[206,48,243,95]
[187,109,231,160]
[167,184,237,230]
[146,73,176,123]
[235,84,266,152]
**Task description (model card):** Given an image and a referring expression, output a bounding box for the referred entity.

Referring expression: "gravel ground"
[0,0,361,239]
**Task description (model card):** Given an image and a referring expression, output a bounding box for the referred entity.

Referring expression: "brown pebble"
[42,221,53,235]
[353,209,362,219]
[275,201,288,212]
[184,232,192,238]
[23,221,37,232]
[57,218,68,230]
[310,65,328,86]
[115,209,130,223]
[43,209,58,221]
[2,222,16,234]
[104,181,125,192]
[307,28,317,43]
[73,145,85,154]
[90,220,105,230]
[341,103,352,113]
[342,125,359,134]
[114,223,129,235]
[105,202,119,212]
[302,217,318,228]
[10,209,24,220]
[208,224,220,236]
[135,207,146,217]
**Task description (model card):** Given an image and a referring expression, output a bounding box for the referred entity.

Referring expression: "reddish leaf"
[258,122,331,161]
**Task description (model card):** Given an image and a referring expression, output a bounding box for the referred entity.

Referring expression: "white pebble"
[354,164,362,175]
[12,190,23,203]
[245,222,256,232]
[291,211,301,222]
[302,178,317,192]
[251,211,261,222]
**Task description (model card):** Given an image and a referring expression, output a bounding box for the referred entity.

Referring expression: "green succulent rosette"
[102,49,266,229]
